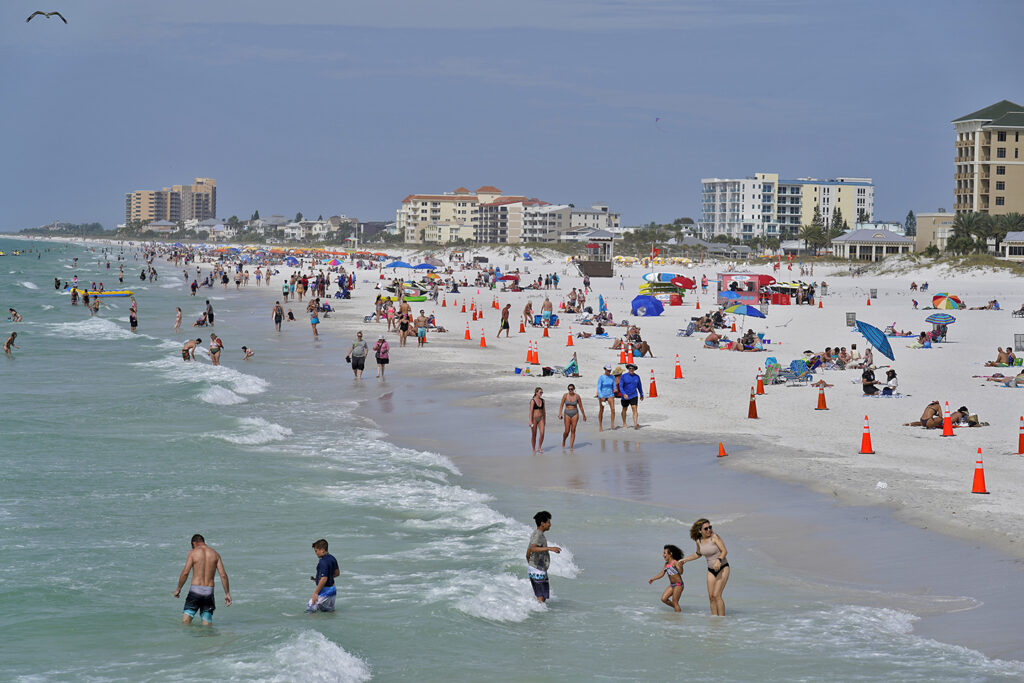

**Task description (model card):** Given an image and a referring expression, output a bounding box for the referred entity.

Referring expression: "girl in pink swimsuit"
[648,544,684,612]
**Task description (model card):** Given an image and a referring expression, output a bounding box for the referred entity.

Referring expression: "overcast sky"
[1,0,1019,230]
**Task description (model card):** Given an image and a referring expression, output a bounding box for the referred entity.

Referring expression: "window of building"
[997,148,1006,158]
[997,166,1006,175]
[996,197,1005,206]
[997,181,1005,191]
[997,131,1007,142]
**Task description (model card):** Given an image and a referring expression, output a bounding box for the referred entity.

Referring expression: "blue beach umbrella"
[630,295,664,317]
[924,313,956,325]
[723,304,766,319]
[855,320,895,361]
[386,260,413,268]
[413,263,437,270]
[719,290,742,300]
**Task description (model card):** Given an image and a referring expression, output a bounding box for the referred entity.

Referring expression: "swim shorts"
[208,313,214,324]
[182,349,190,360]
[311,317,319,325]
[417,327,427,339]
[351,356,365,370]
[542,311,551,321]
[306,585,337,613]
[528,569,550,599]
[183,587,215,622]
[500,319,510,329]
[620,396,638,407]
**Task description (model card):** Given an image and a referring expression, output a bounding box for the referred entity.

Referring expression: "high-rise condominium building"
[125,177,217,224]
[953,100,1024,215]
[700,172,874,241]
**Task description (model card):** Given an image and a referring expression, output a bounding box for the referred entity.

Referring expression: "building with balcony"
[913,211,955,252]
[700,172,874,241]
[397,186,487,243]
[953,100,1024,215]
[125,177,217,225]
[569,204,622,233]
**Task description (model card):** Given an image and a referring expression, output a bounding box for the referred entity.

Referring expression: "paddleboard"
[642,272,685,284]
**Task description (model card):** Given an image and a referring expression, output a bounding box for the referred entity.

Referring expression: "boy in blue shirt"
[307,539,340,613]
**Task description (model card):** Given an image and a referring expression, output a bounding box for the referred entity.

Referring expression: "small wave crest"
[199,385,247,405]
[21,281,38,289]
[427,570,547,623]
[136,355,268,394]
[210,417,292,445]
[222,630,371,682]
[44,317,136,341]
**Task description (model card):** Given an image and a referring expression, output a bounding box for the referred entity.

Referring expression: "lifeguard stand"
[577,230,615,277]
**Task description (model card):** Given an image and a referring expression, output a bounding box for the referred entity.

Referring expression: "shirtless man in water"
[182,338,202,361]
[173,534,231,625]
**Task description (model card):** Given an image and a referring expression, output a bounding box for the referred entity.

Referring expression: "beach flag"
[972,449,989,494]
[747,387,758,419]
[674,355,683,379]
[1018,416,1023,455]
[941,402,956,437]
[815,385,828,410]
[717,442,728,458]
[649,369,658,398]
[464,322,471,340]
[480,329,486,348]
[859,415,875,454]
[567,328,574,347]
[755,368,765,395]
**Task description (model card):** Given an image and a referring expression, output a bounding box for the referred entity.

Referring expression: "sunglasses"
[702,525,712,531]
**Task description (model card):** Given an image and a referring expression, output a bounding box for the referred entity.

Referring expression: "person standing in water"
[526,511,560,603]
[173,534,231,625]
[558,383,586,450]
[272,301,284,332]
[681,518,730,616]
[4,331,19,355]
[174,307,182,334]
[649,544,685,612]
[529,387,546,454]
[307,539,340,613]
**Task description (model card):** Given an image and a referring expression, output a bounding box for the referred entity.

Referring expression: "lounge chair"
[550,355,581,377]
[677,321,696,337]
[778,359,812,385]
[1012,309,1024,318]
[762,362,782,385]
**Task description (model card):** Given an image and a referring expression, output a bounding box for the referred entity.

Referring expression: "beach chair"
[550,354,581,378]
[677,321,696,337]
[762,362,782,385]
[780,359,813,385]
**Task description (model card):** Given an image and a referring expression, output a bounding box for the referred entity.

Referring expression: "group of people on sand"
[904,401,983,428]
[985,346,1018,367]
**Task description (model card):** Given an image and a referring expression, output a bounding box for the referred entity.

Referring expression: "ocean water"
[2,237,1023,682]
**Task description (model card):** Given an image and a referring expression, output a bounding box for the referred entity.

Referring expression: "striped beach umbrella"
[931,293,964,309]
[924,313,956,325]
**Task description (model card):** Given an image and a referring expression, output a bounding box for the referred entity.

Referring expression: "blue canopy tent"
[413,263,436,270]
[283,256,300,266]
[631,295,664,317]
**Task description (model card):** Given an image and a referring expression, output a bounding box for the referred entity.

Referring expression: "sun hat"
[626,363,638,370]
[612,366,624,376]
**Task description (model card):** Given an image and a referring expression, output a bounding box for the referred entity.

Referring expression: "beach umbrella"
[386,260,413,268]
[924,313,956,325]
[326,258,342,266]
[631,295,664,317]
[855,320,895,361]
[932,293,964,309]
[497,274,519,281]
[719,290,742,300]
[723,304,766,319]
[599,294,607,313]
[670,276,695,290]
[413,263,437,270]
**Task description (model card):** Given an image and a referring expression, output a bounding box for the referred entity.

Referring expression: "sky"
[1,0,1020,231]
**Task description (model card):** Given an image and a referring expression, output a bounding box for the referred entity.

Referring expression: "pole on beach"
[859,415,875,454]
[972,449,989,494]
[1018,416,1023,455]
[747,387,758,419]
[941,401,956,437]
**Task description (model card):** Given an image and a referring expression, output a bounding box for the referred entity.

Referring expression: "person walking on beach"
[594,364,617,431]
[173,534,231,625]
[498,303,511,338]
[307,538,340,613]
[347,331,368,379]
[182,338,201,361]
[309,303,320,338]
[272,301,284,332]
[681,519,729,616]
[649,544,685,612]
[527,511,560,603]
[558,383,586,450]
[414,310,429,347]
[529,387,546,454]
[373,334,390,379]
[619,363,644,429]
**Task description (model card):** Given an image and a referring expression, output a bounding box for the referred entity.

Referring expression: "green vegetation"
[946,211,1024,254]
[20,222,109,236]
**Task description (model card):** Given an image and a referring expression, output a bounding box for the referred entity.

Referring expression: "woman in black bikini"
[682,518,730,616]
[528,387,546,454]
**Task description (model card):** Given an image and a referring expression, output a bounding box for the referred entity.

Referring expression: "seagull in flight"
[26,11,67,23]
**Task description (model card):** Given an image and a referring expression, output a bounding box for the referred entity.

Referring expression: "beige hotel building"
[953,100,1024,215]
[125,177,217,224]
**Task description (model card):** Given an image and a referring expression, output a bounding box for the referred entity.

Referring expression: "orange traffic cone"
[519,321,526,333]
[696,300,701,310]
[859,415,874,454]
[627,349,634,365]
[452,298,457,308]
[533,342,540,365]
[649,369,658,398]
[567,328,574,347]
[815,385,828,410]
[866,298,871,306]
[941,401,956,437]
[478,307,483,320]
[525,343,532,364]
[731,321,737,332]
[480,329,486,348]
[717,442,728,458]
[472,309,478,321]
[441,297,446,307]
[748,387,758,419]
[464,323,471,340]
[619,348,627,364]
[755,368,765,395]
[818,300,822,309]
[972,449,989,494]
[673,354,683,379]
[1018,416,1024,455]
[461,302,466,313]
[470,301,475,311]
[542,325,549,338]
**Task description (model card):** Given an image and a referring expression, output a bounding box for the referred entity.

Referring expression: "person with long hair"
[558,383,587,450]
[648,544,685,612]
[528,387,546,454]
[682,518,729,615]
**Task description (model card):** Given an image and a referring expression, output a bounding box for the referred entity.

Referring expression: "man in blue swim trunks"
[173,534,231,625]
[307,538,341,613]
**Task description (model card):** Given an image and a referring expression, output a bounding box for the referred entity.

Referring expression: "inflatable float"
[70,288,134,298]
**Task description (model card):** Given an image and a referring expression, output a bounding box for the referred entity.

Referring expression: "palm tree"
[799,224,824,254]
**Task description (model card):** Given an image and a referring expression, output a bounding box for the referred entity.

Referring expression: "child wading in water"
[648,544,685,612]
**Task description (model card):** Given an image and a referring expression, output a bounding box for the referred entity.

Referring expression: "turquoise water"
[2,236,1023,681]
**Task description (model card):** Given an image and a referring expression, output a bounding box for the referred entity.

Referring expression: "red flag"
[650,246,660,260]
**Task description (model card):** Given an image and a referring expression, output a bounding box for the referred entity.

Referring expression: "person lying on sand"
[986,371,1024,387]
